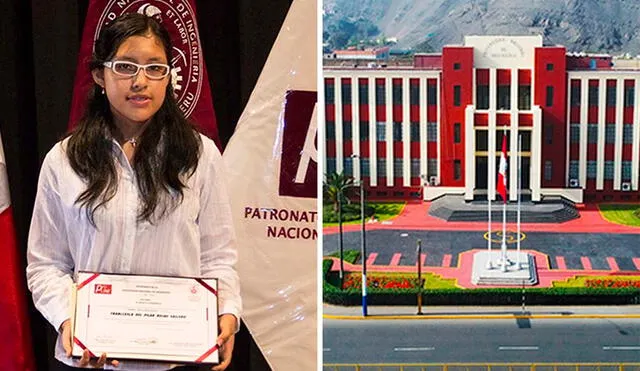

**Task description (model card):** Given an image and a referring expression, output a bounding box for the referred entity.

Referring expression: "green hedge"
[323,203,375,223]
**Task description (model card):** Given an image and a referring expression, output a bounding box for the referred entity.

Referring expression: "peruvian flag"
[497,133,508,203]
[68,0,220,146]
[0,132,36,371]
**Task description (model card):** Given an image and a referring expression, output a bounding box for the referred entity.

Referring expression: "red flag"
[0,132,36,371]
[497,133,508,203]
[68,0,219,146]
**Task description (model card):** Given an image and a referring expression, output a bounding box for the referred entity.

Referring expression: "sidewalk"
[323,303,640,319]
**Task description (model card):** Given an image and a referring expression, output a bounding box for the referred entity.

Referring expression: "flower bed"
[585,279,640,289]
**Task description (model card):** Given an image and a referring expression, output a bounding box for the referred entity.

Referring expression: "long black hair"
[66,13,201,225]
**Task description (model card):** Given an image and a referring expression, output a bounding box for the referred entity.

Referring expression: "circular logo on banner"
[95,0,203,119]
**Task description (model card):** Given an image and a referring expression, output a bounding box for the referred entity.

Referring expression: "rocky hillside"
[324,0,640,55]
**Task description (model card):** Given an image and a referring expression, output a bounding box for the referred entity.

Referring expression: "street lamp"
[351,153,367,316]
[338,188,344,289]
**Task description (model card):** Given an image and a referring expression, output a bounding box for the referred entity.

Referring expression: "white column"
[464,105,475,200]
[614,79,624,190]
[596,78,606,190]
[352,77,361,181]
[369,77,377,186]
[632,78,640,190]
[420,77,428,180]
[565,79,572,185]
[579,78,588,187]
[436,75,442,183]
[531,106,542,201]
[402,77,411,186]
[509,68,519,201]
[385,77,393,186]
[488,68,497,200]
[335,77,344,173]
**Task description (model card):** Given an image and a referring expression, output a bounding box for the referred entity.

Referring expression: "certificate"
[71,272,219,364]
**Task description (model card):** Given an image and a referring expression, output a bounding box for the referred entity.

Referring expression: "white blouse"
[27,134,241,370]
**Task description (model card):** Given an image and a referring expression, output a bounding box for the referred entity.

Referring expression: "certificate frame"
[71,271,219,364]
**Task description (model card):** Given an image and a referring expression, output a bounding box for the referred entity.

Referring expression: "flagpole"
[516,133,522,269]
[501,130,508,272]
[487,175,493,269]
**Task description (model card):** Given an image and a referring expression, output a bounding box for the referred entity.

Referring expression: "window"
[622,161,632,181]
[623,124,633,144]
[496,130,507,151]
[497,85,510,110]
[454,123,461,143]
[326,121,335,140]
[519,131,531,151]
[606,84,616,107]
[588,84,599,106]
[587,124,598,143]
[392,83,402,105]
[394,158,403,175]
[587,160,597,179]
[625,85,635,107]
[605,124,615,144]
[571,84,581,107]
[343,157,353,176]
[326,157,336,175]
[427,159,438,177]
[453,62,461,70]
[476,85,489,109]
[604,161,614,180]
[518,85,531,110]
[393,123,402,141]
[475,130,488,151]
[453,85,461,107]
[359,121,370,141]
[342,81,352,105]
[410,122,420,142]
[545,124,553,145]
[453,160,461,180]
[360,158,370,177]
[546,63,554,71]
[343,121,352,140]
[544,161,552,181]
[546,86,554,107]
[325,82,335,104]
[411,158,420,177]
[570,123,580,143]
[376,82,385,106]
[427,123,438,142]
[569,160,579,179]
[376,122,386,141]
[377,158,386,178]
[359,83,369,105]
[410,83,419,105]
[427,83,437,104]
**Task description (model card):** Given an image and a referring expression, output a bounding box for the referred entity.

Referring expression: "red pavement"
[324,201,640,289]
[324,202,640,235]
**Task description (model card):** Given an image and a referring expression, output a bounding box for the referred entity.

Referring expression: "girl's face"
[93,33,170,129]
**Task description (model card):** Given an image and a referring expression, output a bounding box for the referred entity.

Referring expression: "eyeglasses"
[103,61,170,79]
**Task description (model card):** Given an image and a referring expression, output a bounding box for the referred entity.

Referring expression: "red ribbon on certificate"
[195,278,217,296]
[77,273,101,290]
[73,337,96,358]
[194,344,219,363]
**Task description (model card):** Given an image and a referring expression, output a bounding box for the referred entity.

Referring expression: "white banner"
[222,0,317,370]
[0,132,10,213]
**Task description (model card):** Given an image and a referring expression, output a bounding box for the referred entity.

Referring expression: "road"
[323,229,640,270]
[323,317,640,363]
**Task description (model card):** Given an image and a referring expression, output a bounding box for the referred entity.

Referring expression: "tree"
[323,172,354,212]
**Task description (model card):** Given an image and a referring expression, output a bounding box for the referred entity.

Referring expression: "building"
[323,35,640,203]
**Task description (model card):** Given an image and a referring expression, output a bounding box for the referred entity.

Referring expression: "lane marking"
[581,256,592,270]
[606,257,619,271]
[603,346,640,351]
[366,252,378,266]
[400,233,409,237]
[442,254,452,267]
[633,257,640,270]
[390,253,402,266]
[498,346,539,351]
[393,347,435,352]
[323,348,331,352]
[555,256,566,270]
